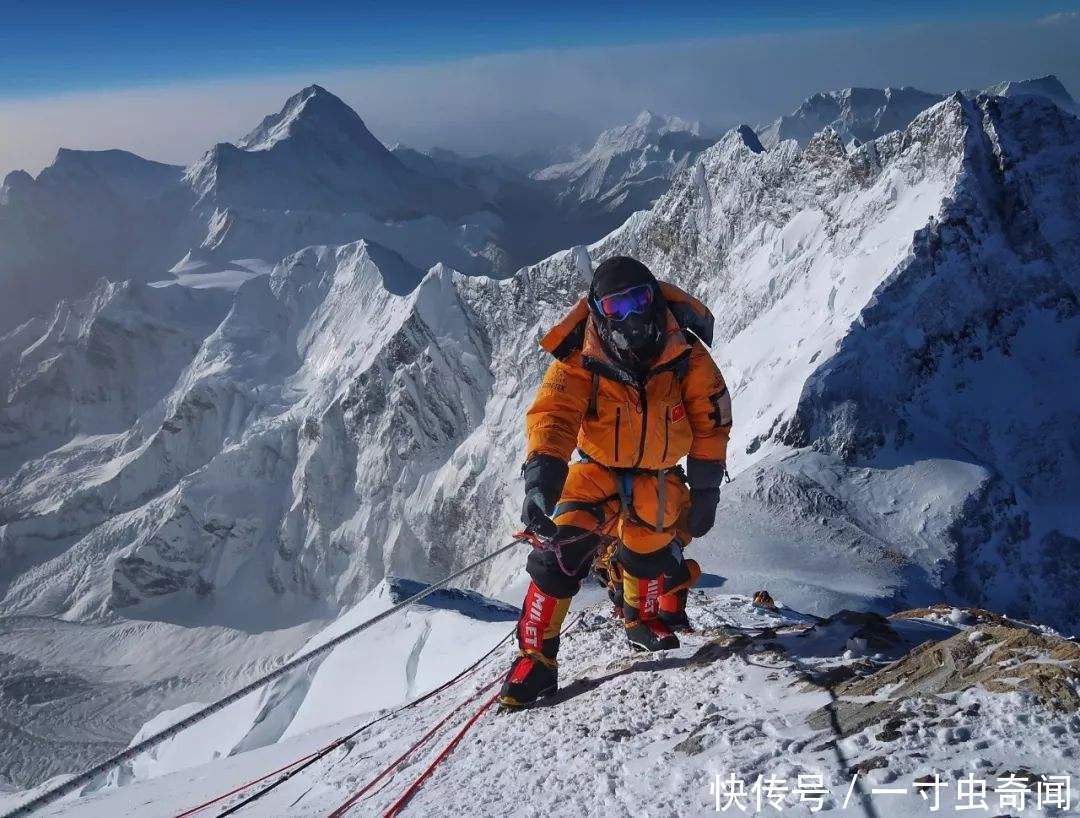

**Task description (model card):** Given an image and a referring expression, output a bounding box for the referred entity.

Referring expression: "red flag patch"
[670,404,686,423]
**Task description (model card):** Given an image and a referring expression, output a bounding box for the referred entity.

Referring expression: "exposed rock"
[808,624,1080,735]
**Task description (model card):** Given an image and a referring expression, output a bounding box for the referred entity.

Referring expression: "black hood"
[588,256,667,374]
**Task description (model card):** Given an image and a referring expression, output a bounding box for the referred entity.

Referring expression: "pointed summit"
[184,85,487,222]
[237,85,393,162]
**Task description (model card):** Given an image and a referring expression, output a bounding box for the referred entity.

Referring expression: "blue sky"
[4,0,1068,98]
[2,2,1078,176]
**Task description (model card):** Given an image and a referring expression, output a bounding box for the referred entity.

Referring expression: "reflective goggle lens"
[595,284,654,321]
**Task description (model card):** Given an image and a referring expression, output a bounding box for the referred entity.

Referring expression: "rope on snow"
[1,536,529,818]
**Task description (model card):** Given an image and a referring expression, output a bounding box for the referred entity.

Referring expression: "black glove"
[520,454,568,539]
[686,488,720,537]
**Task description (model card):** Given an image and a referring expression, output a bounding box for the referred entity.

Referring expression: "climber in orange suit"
[499,256,732,709]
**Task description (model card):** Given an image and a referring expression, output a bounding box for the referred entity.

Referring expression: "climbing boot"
[625,618,680,651]
[658,588,694,633]
[499,582,568,710]
[498,651,558,709]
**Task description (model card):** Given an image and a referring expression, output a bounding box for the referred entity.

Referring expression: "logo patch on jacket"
[670,403,687,423]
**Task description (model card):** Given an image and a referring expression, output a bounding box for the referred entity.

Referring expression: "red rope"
[328,612,584,817]
[171,627,516,817]
[326,679,500,818]
[171,750,323,818]
[381,691,501,818]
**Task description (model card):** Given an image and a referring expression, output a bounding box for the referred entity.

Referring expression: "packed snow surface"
[4,589,1076,817]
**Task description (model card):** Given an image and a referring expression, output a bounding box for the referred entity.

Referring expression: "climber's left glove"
[685,458,726,538]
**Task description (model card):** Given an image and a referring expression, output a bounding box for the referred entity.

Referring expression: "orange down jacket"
[525,282,731,473]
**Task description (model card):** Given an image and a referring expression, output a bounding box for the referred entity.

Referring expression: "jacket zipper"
[662,409,670,462]
[633,385,648,468]
[614,406,621,463]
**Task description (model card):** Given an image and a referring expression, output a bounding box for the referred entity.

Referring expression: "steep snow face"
[76,578,519,792]
[533,109,714,223]
[605,93,1080,630]
[757,86,946,149]
[0,238,549,626]
[0,280,232,478]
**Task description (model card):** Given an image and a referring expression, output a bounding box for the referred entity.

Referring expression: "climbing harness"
[518,513,617,578]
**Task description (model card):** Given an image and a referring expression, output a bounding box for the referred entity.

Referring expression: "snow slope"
[2,89,1079,790]
[601,92,1080,630]
[6,590,1077,818]
[0,150,192,333]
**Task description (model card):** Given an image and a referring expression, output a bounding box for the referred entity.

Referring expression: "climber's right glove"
[520,454,568,539]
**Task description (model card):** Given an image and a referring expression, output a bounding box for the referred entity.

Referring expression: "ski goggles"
[593,284,655,321]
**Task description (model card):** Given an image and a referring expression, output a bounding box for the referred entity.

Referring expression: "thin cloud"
[1,14,1078,178]
[1037,11,1080,25]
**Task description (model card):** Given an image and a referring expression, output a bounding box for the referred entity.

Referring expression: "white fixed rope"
[2,536,527,818]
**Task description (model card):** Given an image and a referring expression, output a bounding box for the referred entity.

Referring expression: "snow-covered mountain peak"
[532,109,714,221]
[630,108,700,136]
[181,85,498,267]
[758,84,946,149]
[237,84,392,159]
[981,73,1078,113]
[595,109,701,152]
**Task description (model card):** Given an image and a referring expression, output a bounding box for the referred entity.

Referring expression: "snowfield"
[3,588,1077,817]
[1,77,1079,810]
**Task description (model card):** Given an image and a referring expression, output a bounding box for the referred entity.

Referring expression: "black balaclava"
[588,256,667,374]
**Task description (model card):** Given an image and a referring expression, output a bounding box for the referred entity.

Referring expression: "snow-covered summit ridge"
[979,73,1078,114]
[758,85,946,148]
[758,74,1078,149]
[603,91,1080,631]
[27,593,1078,817]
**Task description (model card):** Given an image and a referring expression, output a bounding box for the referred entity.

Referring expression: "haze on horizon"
[2,2,1079,177]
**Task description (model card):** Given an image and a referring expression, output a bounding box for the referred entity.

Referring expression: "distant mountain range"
[1,73,1078,790]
